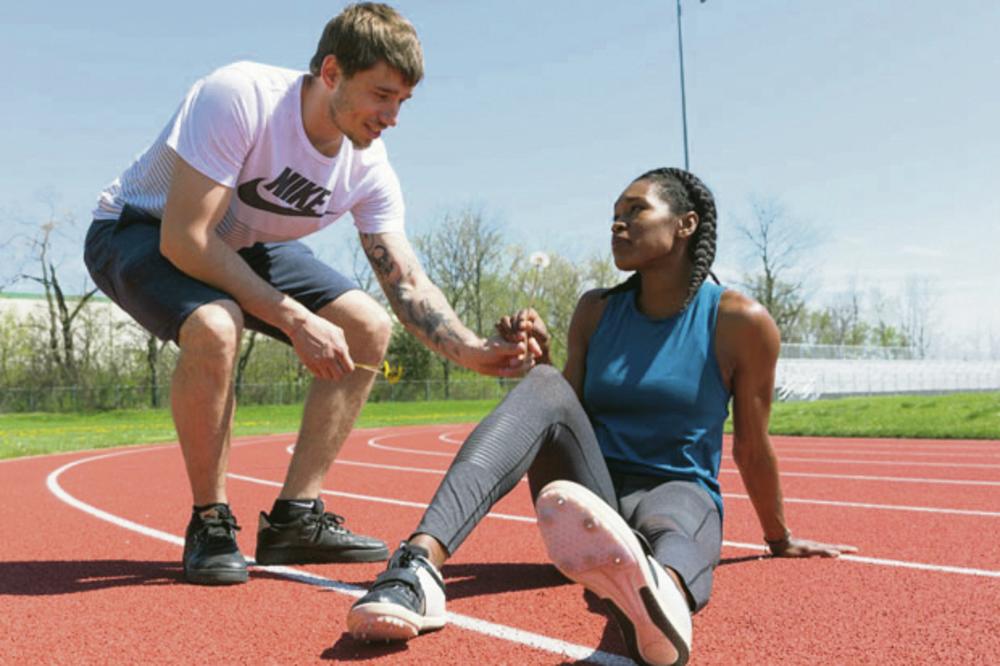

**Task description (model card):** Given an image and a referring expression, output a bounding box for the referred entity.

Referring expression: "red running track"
[2,426,999,664]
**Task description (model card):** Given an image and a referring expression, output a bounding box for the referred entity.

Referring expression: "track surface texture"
[2,425,998,664]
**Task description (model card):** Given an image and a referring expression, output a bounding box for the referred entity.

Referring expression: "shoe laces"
[393,545,419,570]
[199,512,241,542]
[302,510,349,541]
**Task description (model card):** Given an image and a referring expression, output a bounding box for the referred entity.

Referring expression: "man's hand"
[461,335,532,377]
[768,533,859,558]
[495,308,551,364]
[287,313,354,380]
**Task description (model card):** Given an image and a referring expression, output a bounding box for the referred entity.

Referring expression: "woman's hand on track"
[769,534,859,558]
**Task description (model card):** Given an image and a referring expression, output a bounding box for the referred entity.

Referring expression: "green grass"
[1,392,997,460]
[0,400,499,460]
[765,391,1000,439]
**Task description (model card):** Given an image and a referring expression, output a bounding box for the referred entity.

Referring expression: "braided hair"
[603,167,719,308]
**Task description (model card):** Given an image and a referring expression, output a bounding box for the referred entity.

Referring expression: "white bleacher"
[775,358,1000,400]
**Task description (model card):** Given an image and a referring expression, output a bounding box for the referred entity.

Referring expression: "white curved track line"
[719,468,1000,487]
[367,432,454,458]
[438,431,466,445]
[44,448,630,665]
[225,471,1000,579]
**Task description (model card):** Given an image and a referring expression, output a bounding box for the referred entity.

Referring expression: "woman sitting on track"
[346,167,857,665]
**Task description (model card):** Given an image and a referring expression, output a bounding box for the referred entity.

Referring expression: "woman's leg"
[348,365,615,641]
[619,478,722,613]
[414,364,616,558]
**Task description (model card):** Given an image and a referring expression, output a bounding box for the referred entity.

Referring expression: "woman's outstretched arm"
[719,290,857,558]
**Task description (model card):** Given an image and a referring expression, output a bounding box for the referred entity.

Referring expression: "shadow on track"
[322,634,410,661]
[0,560,182,595]
[440,561,569,600]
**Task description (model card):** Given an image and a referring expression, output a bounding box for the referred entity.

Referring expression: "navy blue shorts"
[84,205,358,343]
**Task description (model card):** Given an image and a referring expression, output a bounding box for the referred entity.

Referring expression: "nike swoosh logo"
[237,178,322,218]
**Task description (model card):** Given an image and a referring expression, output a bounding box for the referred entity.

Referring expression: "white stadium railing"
[775,359,1000,400]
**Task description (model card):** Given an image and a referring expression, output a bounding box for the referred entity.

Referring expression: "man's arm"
[360,231,525,376]
[160,156,353,379]
[721,291,857,557]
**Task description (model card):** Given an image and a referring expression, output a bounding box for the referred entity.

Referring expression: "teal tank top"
[583,282,731,515]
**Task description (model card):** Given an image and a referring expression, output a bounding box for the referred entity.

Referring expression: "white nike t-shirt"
[93,61,405,249]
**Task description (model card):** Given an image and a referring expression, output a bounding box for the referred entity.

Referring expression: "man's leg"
[172,300,244,506]
[171,300,251,585]
[254,289,392,565]
[84,213,251,585]
[281,290,390,497]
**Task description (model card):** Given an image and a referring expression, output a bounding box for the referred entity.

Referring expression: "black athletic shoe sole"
[255,544,390,565]
[183,566,249,585]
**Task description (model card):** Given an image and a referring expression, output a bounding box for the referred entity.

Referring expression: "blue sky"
[2,1,998,356]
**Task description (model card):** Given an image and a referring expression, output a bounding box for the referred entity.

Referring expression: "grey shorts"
[84,205,358,343]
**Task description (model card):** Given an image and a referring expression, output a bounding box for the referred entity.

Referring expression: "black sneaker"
[255,499,389,565]
[347,542,447,641]
[182,504,249,585]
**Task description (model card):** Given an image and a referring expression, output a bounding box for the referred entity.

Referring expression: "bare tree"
[737,197,816,339]
[900,275,938,358]
[21,219,98,382]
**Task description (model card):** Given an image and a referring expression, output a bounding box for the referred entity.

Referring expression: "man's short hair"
[310,3,423,86]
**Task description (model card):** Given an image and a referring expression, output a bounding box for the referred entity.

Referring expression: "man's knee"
[318,291,392,363]
[178,301,244,363]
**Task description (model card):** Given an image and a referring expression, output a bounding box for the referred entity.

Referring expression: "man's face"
[328,60,413,149]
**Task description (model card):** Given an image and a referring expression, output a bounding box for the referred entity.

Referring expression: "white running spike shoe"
[347,542,447,641]
[535,480,692,666]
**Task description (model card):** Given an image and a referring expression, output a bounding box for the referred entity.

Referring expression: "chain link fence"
[0,378,521,413]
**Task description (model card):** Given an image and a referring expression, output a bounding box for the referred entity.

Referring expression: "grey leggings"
[414,365,722,612]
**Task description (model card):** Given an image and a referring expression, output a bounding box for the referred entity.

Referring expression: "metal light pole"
[675,0,704,171]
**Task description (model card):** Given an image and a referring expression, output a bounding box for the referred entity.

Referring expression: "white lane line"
[724,493,1000,518]
[329,458,997,517]
[224,471,1000,579]
[772,446,1000,458]
[720,468,1000,487]
[771,439,1000,451]
[374,431,1000,486]
[775,455,1000,470]
[242,565,631,665]
[721,541,1000,578]
[774,449,1000,461]
[228,473,534,521]
[45,449,630,666]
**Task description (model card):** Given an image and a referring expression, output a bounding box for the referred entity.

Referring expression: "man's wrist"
[273,299,312,337]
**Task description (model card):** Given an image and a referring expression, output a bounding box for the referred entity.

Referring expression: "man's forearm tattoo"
[360,233,395,277]
[361,234,468,357]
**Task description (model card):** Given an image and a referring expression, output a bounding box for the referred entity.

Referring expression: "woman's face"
[610,179,697,271]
